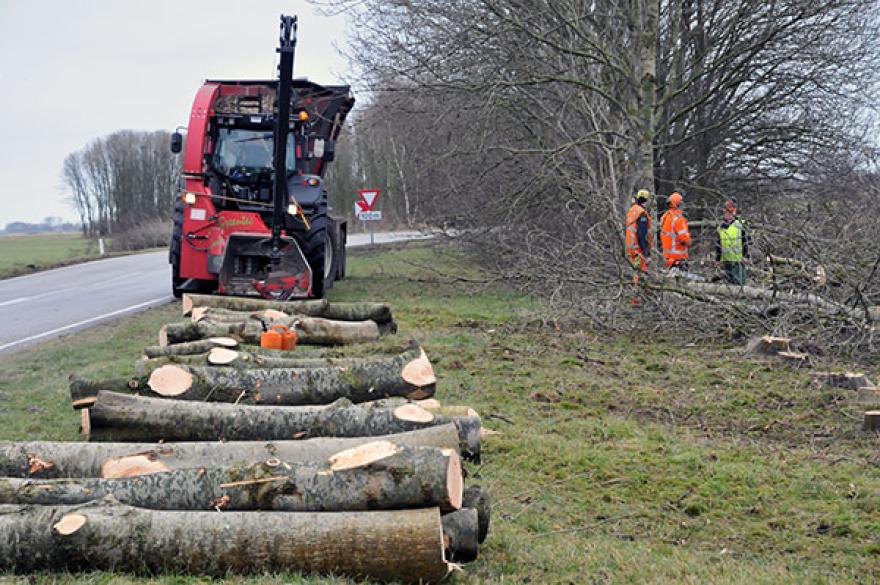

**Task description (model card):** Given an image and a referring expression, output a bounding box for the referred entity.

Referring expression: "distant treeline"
[1,217,79,235]
[62,130,180,237]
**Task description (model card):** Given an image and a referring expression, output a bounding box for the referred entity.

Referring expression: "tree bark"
[441,508,479,563]
[0,443,462,513]
[0,424,461,478]
[182,293,396,326]
[462,484,492,543]
[0,502,451,581]
[137,343,425,372]
[87,392,481,460]
[142,337,238,358]
[72,344,436,408]
[160,316,381,346]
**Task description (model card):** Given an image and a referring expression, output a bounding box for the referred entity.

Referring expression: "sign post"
[355,189,382,245]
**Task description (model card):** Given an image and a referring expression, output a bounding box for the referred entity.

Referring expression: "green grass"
[0,233,100,278]
[0,241,878,583]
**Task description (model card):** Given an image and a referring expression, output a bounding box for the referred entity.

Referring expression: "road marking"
[0,297,28,307]
[0,296,172,353]
[0,291,58,307]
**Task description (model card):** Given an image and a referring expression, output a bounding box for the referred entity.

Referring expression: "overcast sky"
[0,0,351,227]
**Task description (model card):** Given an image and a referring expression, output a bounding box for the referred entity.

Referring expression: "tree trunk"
[182,293,396,326]
[159,316,381,346]
[87,392,481,459]
[462,484,492,543]
[72,344,436,408]
[864,410,880,431]
[0,502,451,581]
[0,424,461,478]
[0,443,462,513]
[137,343,426,372]
[441,508,479,563]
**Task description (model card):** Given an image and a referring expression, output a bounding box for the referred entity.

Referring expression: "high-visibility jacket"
[718,219,745,262]
[625,204,651,256]
[660,208,692,264]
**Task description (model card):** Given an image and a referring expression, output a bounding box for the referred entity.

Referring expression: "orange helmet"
[668,192,683,208]
[723,199,737,214]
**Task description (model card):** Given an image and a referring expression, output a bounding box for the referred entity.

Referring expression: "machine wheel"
[301,214,330,298]
[170,200,185,298]
[337,223,347,280]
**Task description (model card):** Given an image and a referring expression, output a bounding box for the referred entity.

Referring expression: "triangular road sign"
[357,189,380,211]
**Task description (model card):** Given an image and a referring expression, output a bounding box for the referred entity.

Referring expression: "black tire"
[337,223,347,280]
[301,213,330,298]
[170,200,185,298]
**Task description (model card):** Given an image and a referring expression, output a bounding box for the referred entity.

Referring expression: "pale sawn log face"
[0,424,462,478]
[0,445,462,513]
[0,502,450,582]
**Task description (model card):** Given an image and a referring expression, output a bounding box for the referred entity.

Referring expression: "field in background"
[0,233,99,279]
[0,242,878,583]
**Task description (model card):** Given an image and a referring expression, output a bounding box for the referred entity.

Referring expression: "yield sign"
[357,189,380,212]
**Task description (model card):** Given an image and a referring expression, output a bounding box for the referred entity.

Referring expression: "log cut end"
[53,513,87,536]
[328,440,403,472]
[443,448,464,510]
[262,309,289,320]
[80,409,91,436]
[182,293,194,316]
[190,307,209,322]
[148,365,194,397]
[416,398,443,410]
[208,337,239,348]
[208,347,240,365]
[864,410,880,432]
[402,348,437,389]
[394,404,435,424]
[158,325,169,347]
[101,453,172,478]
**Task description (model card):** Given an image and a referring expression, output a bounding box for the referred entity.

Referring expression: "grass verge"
[0,241,877,583]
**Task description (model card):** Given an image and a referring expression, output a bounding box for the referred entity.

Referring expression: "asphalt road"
[0,230,429,355]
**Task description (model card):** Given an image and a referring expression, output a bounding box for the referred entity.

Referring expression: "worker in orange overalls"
[659,190,692,271]
[625,189,652,305]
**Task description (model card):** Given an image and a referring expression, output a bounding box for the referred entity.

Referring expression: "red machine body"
[170,57,353,300]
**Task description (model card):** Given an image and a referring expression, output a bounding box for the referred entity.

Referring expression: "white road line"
[0,297,28,307]
[0,296,172,353]
[0,291,58,307]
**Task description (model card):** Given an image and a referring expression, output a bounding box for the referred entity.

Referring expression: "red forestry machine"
[169,15,353,299]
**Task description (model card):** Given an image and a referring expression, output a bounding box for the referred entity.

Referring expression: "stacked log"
[14,297,491,581]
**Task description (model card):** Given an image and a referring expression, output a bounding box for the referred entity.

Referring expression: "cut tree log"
[159,316,381,346]
[0,424,461,478]
[864,410,880,432]
[0,443,463,513]
[182,292,396,325]
[368,397,480,418]
[462,484,492,543]
[137,344,427,372]
[0,501,451,581]
[86,392,481,459]
[142,337,238,358]
[72,344,436,408]
[811,371,875,390]
[441,508,479,563]
[745,336,791,356]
